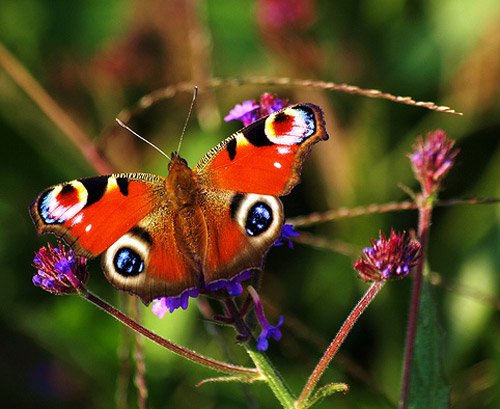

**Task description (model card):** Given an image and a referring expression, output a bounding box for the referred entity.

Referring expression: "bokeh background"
[0,1,499,408]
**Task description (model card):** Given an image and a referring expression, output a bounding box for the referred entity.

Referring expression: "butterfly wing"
[192,104,328,285]
[30,174,161,256]
[30,173,201,302]
[194,103,329,196]
[30,104,329,303]
[198,190,284,285]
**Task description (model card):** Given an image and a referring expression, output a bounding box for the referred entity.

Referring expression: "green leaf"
[305,383,349,408]
[408,276,449,409]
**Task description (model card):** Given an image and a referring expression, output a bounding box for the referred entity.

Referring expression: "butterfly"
[30,104,329,304]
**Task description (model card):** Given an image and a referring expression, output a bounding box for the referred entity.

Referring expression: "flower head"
[32,242,88,295]
[409,130,459,197]
[152,270,255,318]
[224,100,260,126]
[273,223,299,248]
[248,286,283,351]
[353,230,421,282]
[224,93,289,127]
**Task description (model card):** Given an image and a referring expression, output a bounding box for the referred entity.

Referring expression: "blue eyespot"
[245,202,273,236]
[114,248,144,276]
[298,107,315,138]
[39,190,60,224]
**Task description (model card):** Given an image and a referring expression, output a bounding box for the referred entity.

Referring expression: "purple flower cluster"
[152,270,254,318]
[353,230,421,282]
[224,93,289,127]
[409,130,459,196]
[32,243,88,295]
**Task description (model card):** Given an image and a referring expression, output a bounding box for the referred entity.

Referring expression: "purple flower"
[257,0,316,31]
[353,230,421,282]
[409,130,459,196]
[32,242,88,295]
[151,288,201,318]
[257,93,288,117]
[205,269,254,297]
[224,100,259,126]
[152,270,255,317]
[224,93,289,127]
[248,286,283,351]
[274,223,299,248]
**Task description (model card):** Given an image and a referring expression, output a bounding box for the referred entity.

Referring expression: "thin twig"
[0,42,113,174]
[83,291,258,376]
[116,76,462,123]
[287,197,500,227]
[292,232,358,256]
[130,298,148,409]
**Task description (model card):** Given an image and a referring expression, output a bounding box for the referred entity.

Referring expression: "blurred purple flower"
[257,0,316,31]
[32,242,88,295]
[224,93,289,127]
[353,230,421,282]
[409,130,459,197]
[274,223,299,248]
[224,100,259,126]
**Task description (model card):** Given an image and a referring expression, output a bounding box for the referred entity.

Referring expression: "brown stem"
[296,281,385,408]
[287,197,499,227]
[130,298,148,409]
[399,202,432,408]
[117,77,462,121]
[0,42,113,174]
[82,291,258,376]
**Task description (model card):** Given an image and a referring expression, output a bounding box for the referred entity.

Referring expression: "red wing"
[30,174,163,257]
[194,104,329,196]
[199,191,284,285]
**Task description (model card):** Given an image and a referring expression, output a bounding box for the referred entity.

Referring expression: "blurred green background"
[0,1,498,408]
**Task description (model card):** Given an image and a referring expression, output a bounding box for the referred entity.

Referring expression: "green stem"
[82,290,258,377]
[399,200,433,408]
[246,346,295,408]
[222,295,295,408]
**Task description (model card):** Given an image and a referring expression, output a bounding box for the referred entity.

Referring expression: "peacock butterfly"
[30,103,329,303]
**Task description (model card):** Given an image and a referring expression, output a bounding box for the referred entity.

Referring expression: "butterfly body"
[31,104,329,303]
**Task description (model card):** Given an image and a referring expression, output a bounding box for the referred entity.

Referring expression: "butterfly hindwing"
[199,190,284,284]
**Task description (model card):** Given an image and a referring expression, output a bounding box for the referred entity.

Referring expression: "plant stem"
[246,347,295,409]
[296,281,384,408]
[0,42,113,174]
[82,291,258,376]
[222,296,295,408]
[399,201,432,408]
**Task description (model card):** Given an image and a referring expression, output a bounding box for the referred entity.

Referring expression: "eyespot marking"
[245,202,273,236]
[230,193,283,243]
[37,182,88,224]
[114,247,144,276]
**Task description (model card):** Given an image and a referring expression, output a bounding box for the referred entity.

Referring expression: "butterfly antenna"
[176,86,198,155]
[115,118,171,161]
